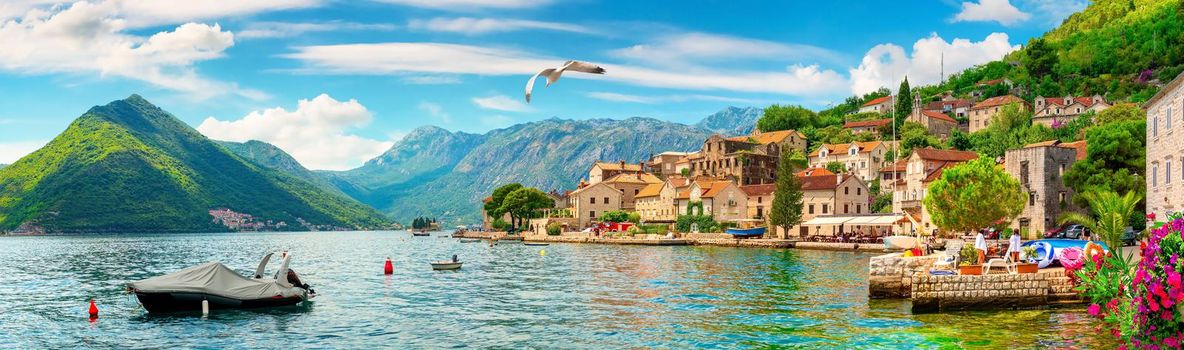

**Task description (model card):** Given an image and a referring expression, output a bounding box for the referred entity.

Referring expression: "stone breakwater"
[868,252,1083,312]
[869,253,939,298]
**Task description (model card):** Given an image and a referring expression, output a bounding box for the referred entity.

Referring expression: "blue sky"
[0,0,1085,169]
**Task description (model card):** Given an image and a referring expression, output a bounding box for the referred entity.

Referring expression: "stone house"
[923,98,973,118]
[792,169,871,236]
[858,95,894,114]
[740,184,776,221]
[602,172,663,210]
[807,141,887,182]
[908,93,959,139]
[588,161,645,185]
[1005,140,1087,239]
[636,177,691,223]
[892,148,979,235]
[1032,95,1110,127]
[842,118,892,136]
[969,95,1028,133]
[1147,71,1184,219]
[674,180,748,222]
[879,160,906,192]
[570,182,623,227]
[646,151,693,178]
[686,130,807,186]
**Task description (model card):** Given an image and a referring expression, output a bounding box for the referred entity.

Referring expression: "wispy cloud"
[408,17,595,35]
[951,0,1031,26]
[372,0,550,10]
[418,101,452,124]
[284,42,849,97]
[237,21,396,39]
[609,32,845,66]
[472,94,532,112]
[585,92,758,105]
[402,75,462,85]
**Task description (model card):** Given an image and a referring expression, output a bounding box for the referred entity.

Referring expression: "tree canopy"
[769,150,805,237]
[757,104,818,133]
[1063,119,1146,217]
[924,157,1027,234]
[894,78,912,129]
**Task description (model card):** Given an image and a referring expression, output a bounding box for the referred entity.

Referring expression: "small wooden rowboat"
[431,261,462,270]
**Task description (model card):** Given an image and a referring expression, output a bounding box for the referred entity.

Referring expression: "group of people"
[971,231,1024,264]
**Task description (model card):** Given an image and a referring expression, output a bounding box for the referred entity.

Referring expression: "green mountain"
[0,95,389,233]
[0,164,6,170]
[216,140,347,197]
[327,108,755,224]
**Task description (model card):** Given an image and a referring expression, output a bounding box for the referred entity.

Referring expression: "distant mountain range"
[319,106,763,224]
[0,95,390,232]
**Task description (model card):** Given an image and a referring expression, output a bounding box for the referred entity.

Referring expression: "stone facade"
[1147,71,1184,219]
[1033,95,1110,127]
[868,253,939,298]
[588,161,644,185]
[858,95,893,114]
[1004,141,1085,239]
[674,180,749,222]
[842,118,891,136]
[808,141,887,182]
[570,182,623,227]
[740,184,775,221]
[602,173,663,210]
[686,130,807,186]
[793,170,871,236]
[910,273,1050,312]
[892,148,978,235]
[908,93,959,139]
[968,95,1028,133]
[647,152,693,178]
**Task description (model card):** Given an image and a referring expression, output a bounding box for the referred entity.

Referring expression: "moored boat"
[127,253,312,313]
[412,232,431,237]
[883,235,919,250]
[523,242,549,246]
[431,261,462,270]
[725,227,766,237]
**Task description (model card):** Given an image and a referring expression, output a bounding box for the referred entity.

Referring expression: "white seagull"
[524,60,606,103]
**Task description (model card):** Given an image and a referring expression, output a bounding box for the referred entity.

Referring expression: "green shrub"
[638,224,667,234]
[675,215,717,233]
[545,222,561,236]
[626,212,641,224]
[959,244,979,266]
[491,219,511,231]
[600,210,630,223]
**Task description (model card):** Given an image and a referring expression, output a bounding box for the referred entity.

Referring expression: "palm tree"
[1058,190,1140,263]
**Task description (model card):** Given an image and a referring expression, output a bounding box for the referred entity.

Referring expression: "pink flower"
[1088,303,1102,317]
[1149,213,1157,221]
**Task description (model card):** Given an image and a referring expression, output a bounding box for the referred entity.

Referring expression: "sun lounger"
[983,255,1017,274]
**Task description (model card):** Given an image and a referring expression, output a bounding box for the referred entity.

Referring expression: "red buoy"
[383,257,393,275]
[88,299,99,318]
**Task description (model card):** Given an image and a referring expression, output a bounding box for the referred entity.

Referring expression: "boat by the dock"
[459,238,481,243]
[524,242,549,246]
[412,232,431,237]
[725,227,766,238]
[126,253,312,313]
[883,235,919,250]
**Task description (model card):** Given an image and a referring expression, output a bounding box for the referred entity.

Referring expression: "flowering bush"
[1128,217,1184,348]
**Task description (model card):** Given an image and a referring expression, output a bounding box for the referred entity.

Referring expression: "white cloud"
[472,95,531,112]
[372,0,549,10]
[585,92,757,105]
[0,1,262,100]
[952,0,1031,26]
[402,75,462,85]
[408,17,593,35]
[285,43,849,97]
[418,101,452,124]
[849,32,1020,95]
[113,0,321,28]
[1019,0,1087,26]
[196,94,393,170]
[610,32,843,66]
[0,140,49,164]
[238,21,396,39]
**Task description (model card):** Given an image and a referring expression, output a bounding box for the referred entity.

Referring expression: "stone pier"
[911,273,1050,312]
[868,253,938,298]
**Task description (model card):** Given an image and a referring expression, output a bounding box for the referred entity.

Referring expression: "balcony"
[899,199,922,209]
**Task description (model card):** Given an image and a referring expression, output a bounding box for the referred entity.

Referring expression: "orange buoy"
[383,257,394,275]
[88,299,99,318]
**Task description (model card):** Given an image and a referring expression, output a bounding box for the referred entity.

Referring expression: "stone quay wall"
[868,253,938,298]
[911,273,1050,313]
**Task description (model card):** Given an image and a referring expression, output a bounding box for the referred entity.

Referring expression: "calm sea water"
[0,231,1114,349]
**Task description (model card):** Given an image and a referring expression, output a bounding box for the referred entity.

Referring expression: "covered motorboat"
[127,253,312,313]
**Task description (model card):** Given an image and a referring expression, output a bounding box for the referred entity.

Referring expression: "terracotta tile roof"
[976,78,1007,86]
[911,148,978,162]
[796,168,836,177]
[635,183,664,198]
[726,130,805,145]
[923,167,947,182]
[1060,140,1088,161]
[862,95,892,107]
[593,161,642,172]
[1042,96,1103,108]
[809,141,884,157]
[667,177,689,188]
[923,99,973,110]
[843,118,892,129]
[604,173,662,185]
[921,110,957,123]
[971,95,1025,110]
[740,184,776,196]
[880,160,907,173]
[700,181,734,198]
[799,174,844,191]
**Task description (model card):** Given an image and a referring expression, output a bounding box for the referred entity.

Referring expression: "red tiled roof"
[843,118,892,129]
[912,148,979,162]
[796,168,836,177]
[726,130,806,145]
[971,95,1025,110]
[798,174,852,191]
[1043,96,1102,108]
[921,110,957,123]
[740,184,776,196]
[1060,140,1088,161]
[700,181,734,198]
[861,96,892,107]
[809,141,885,157]
[880,160,907,173]
[976,78,1006,86]
[593,161,642,172]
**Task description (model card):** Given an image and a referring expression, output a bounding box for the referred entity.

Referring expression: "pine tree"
[893,77,912,130]
[769,150,805,238]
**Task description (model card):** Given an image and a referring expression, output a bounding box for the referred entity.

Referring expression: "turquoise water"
[0,231,1114,348]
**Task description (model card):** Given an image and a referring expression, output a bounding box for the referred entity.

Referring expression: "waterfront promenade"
[454,230,890,251]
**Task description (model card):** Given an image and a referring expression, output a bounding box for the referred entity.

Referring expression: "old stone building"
[1033,95,1110,127]
[969,95,1028,133]
[858,95,894,114]
[908,93,959,139]
[602,172,663,211]
[646,152,693,178]
[1005,140,1086,239]
[808,141,887,182]
[893,148,979,235]
[740,184,776,221]
[792,169,871,236]
[636,177,689,223]
[686,130,807,186]
[570,182,623,227]
[842,118,891,136]
[674,180,748,222]
[1147,71,1184,219]
[588,161,645,185]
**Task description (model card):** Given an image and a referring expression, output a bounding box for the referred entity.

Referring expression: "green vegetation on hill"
[0,95,389,232]
[0,164,7,170]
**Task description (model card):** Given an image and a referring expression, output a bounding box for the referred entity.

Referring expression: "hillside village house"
[674,180,748,223]
[792,169,871,237]
[842,118,891,136]
[922,97,973,119]
[879,160,906,191]
[908,93,959,139]
[1032,95,1110,127]
[893,148,979,235]
[858,95,894,114]
[1005,140,1086,239]
[646,152,693,177]
[687,130,807,185]
[1147,71,1184,219]
[602,172,663,210]
[588,161,645,185]
[635,177,689,223]
[808,141,887,182]
[969,95,1028,133]
[570,182,623,227]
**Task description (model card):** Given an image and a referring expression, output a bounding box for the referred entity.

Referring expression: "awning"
[845,214,904,225]
[802,216,856,225]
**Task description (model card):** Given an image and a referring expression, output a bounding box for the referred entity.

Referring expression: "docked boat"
[883,235,919,250]
[459,238,481,243]
[725,227,767,238]
[431,259,462,270]
[523,242,549,246]
[412,232,431,237]
[127,253,312,313]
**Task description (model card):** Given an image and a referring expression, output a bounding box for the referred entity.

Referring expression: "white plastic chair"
[983,254,1017,274]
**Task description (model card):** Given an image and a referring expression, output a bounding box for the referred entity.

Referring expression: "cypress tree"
[894,77,912,130]
[770,150,805,238]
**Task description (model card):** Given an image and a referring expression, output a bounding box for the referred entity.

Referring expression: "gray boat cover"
[127,257,306,300]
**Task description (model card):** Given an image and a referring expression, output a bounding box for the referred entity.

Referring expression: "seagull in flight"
[524,60,606,103]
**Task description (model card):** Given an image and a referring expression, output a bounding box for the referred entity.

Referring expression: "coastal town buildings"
[892,148,979,235]
[603,172,663,210]
[808,141,887,182]
[1146,71,1184,219]
[740,184,775,221]
[1004,140,1087,239]
[1032,95,1110,127]
[570,182,623,227]
[858,95,893,114]
[842,118,891,136]
[969,95,1028,133]
[674,180,748,223]
[646,152,693,177]
[635,177,688,223]
[908,93,959,139]
[588,161,645,185]
[792,169,871,237]
[686,130,807,185]
[879,160,906,192]
[922,97,973,119]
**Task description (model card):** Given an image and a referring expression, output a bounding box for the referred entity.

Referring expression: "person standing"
[974,231,987,264]
[1007,232,1021,261]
